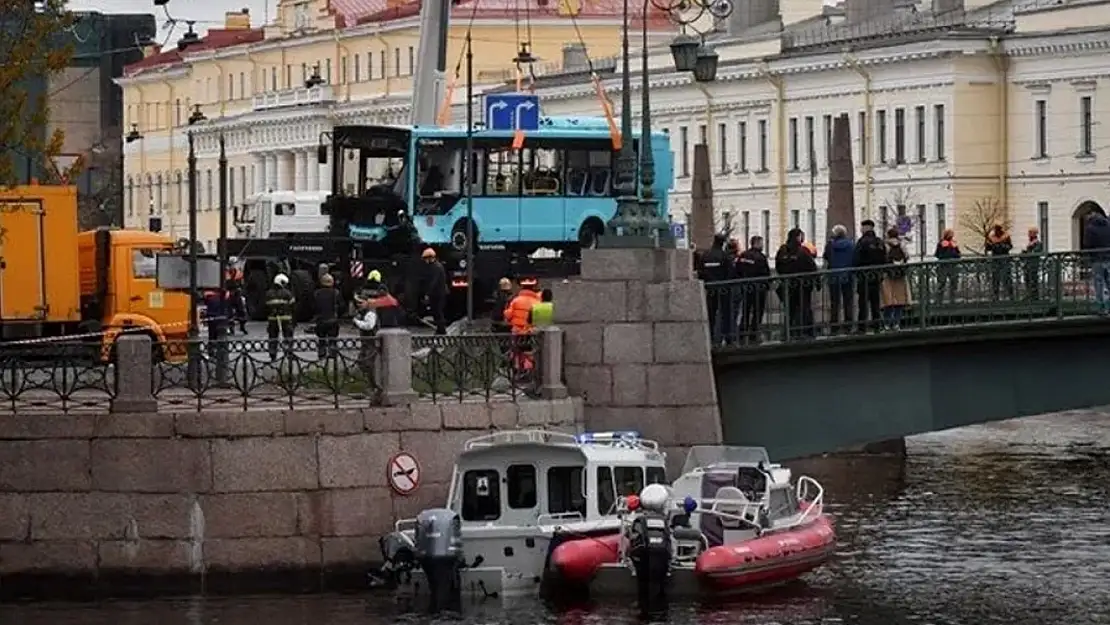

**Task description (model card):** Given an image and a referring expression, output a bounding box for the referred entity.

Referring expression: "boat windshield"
[682,446,771,475]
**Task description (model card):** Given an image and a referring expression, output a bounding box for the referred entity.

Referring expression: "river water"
[4,409,1110,625]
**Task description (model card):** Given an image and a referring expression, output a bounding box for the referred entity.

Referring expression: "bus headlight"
[458,259,467,270]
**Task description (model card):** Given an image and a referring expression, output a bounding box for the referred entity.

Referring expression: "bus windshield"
[332,125,410,199]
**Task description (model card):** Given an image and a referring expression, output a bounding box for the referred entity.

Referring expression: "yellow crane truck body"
[0,184,190,357]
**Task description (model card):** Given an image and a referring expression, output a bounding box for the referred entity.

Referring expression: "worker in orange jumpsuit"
[503,280,541,381]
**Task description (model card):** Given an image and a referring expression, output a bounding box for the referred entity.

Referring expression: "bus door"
[563,143,613,241]
[518,145,564,243]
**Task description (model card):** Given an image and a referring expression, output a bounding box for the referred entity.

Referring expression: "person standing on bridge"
[266,274,296,360]
[934,229,961,305]
[823,224,855,335]
[1083,210,1110,315]
[775,228,818,339]
[313,274,343,360]
[699,233,735,345]
[853,219,887,333]
[986,224,1014,300]
[880,228,911,331]
[737,235,770,344]
[420,248,448,335]
[1022,227,1045,301]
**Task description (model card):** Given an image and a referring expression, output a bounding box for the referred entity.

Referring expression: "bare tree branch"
[958,196,1012,254]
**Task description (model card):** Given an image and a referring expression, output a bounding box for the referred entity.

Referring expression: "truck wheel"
[290,269,315,323]
[245,270,269,322]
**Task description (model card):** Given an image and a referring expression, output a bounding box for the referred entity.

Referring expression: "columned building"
[115,0,668,247]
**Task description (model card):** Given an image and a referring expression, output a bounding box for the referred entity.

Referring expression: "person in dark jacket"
[934,229,961,305]
[736,235,771,344]
[490,278,514,333]
[698,233,735,344]
[1022,226,1045,301]
[853,219,887,332]
[822,224,855,334]
[775,228,818,339]
[985,224,1014,299]
[203,284,231,380]
[420,248,448,334]
[265,274,296,360]
[1084,210,1110,314]
[312,273,343,359]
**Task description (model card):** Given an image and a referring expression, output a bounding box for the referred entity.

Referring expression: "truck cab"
[77,229,191,358]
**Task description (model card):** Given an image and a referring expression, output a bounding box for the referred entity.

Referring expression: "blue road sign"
[485,93,540,131]
[671,223,688,249]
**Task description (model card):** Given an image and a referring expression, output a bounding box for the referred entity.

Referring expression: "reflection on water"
[4,409,1110,624]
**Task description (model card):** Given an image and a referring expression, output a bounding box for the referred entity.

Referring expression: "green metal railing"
[705,250,1110,350]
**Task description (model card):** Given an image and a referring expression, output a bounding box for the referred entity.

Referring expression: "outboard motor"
[414,508,464,612]
[627,484,674,612]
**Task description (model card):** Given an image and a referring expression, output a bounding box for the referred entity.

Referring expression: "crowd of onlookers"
[695,209,1110,346]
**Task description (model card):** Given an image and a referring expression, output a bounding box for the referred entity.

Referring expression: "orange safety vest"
[505,289,541,335]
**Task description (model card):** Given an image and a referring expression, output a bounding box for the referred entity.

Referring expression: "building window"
[354,54,361,82]
[240,72,246,97]
[935,203,946,243]
[822,114,832,165]
[858,111,867,166]
[1080,95,1093,156]
[1033,99,1047,158]
[698,124,707,146]
[738,121,748,172]
[679,126,689,176]
[341,56,348,83]
[934,104,946,161]
[325,58,332,83]
[805,116,815,171]
[368,52,375,80]
[717,123,728,172]
[229,168,235,207]
[879,205,890,234]
[270,67,277,90]
[381,50,387,78]
[394,48,401,76]
[790,208,800,229]
[205,169,212,210]
[877,110,888,164]
[789,117,799,170]
[916,204,926,258]
[408,46,415,75]
[174,99,182,126]
[126,177,134,216]
[301,62,308,83]
[758,120,768,172]
[915,106,926,163]
[227,73,234,100]
[742,210,751,244]
[894,108,905,164]
[807,208,817,241]
[761,209,771,246]
[1038,201,1049,246]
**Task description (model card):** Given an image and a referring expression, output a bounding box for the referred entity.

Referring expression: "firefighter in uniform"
[266,273,296,359]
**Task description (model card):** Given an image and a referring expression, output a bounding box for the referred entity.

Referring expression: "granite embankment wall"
[0,399,582,592]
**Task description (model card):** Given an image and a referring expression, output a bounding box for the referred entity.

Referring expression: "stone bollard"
[538,326,568,399]
[110,334,158,413]
[378,328,416,406]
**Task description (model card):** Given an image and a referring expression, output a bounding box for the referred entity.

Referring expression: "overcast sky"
[70,0,273,38]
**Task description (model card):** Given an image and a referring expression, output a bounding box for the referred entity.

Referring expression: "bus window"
[462,469,501,521]
[522,147,561,196]
[417,141,461,197]
[484,147,519,196]
[547,466,586,517]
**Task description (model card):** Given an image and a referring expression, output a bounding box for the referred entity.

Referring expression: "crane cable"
[567,4,621,149]
[436,0,483,126]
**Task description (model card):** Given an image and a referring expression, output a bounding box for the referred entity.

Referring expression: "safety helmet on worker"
[368,269,382,283]
[273,273,290,286]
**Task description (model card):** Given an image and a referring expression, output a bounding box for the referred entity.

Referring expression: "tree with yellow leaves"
[0,0,76,188]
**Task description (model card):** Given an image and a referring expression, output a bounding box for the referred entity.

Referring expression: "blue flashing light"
[683,496,698,513]
[575,430,642,444]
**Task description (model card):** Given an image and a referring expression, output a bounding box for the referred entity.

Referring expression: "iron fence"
[0,342,115,414]
[153,337,383,411]
[411,333,541,402]
[706,250,1108,350]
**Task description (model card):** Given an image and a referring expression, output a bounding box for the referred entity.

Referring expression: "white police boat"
[372,429,667,606]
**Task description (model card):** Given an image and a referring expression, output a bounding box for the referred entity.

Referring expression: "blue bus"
[324,117,673,254]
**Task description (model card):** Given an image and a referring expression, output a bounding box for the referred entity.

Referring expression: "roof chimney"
[224,7,251,29]
[562,42,588,71]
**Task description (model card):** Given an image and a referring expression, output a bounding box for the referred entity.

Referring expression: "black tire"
[245,270,269,322]
[290,269,315,323]
[578,218,604,250]
[451,219,478,253]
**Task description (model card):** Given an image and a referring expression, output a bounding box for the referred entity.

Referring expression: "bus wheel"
[578,218,604,249]
[451,219,478,252]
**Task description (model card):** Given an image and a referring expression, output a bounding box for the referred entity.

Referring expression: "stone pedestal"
[552,247,722,476]
[110,335,157,413]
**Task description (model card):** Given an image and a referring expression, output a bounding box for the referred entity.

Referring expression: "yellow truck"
[0,183,191,358]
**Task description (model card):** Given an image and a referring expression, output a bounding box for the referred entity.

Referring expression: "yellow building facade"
[534,0,1110,254]
[116,0,649,247]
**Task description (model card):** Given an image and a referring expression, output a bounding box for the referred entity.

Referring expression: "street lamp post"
[602,0,729,248]
[123,125,143,227]
[187,105,207,343]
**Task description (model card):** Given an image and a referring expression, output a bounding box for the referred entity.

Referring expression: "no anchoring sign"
[388,452,421,496]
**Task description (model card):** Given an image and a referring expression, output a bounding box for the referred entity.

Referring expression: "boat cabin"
[670,446,806,545]
[446,431,668,527]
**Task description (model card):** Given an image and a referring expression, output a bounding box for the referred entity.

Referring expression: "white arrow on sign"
[486,100,508,128]
[514,100,537,130]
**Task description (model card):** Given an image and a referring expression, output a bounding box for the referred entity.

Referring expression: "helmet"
[368,269,382,282]
[273,273,290,286]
